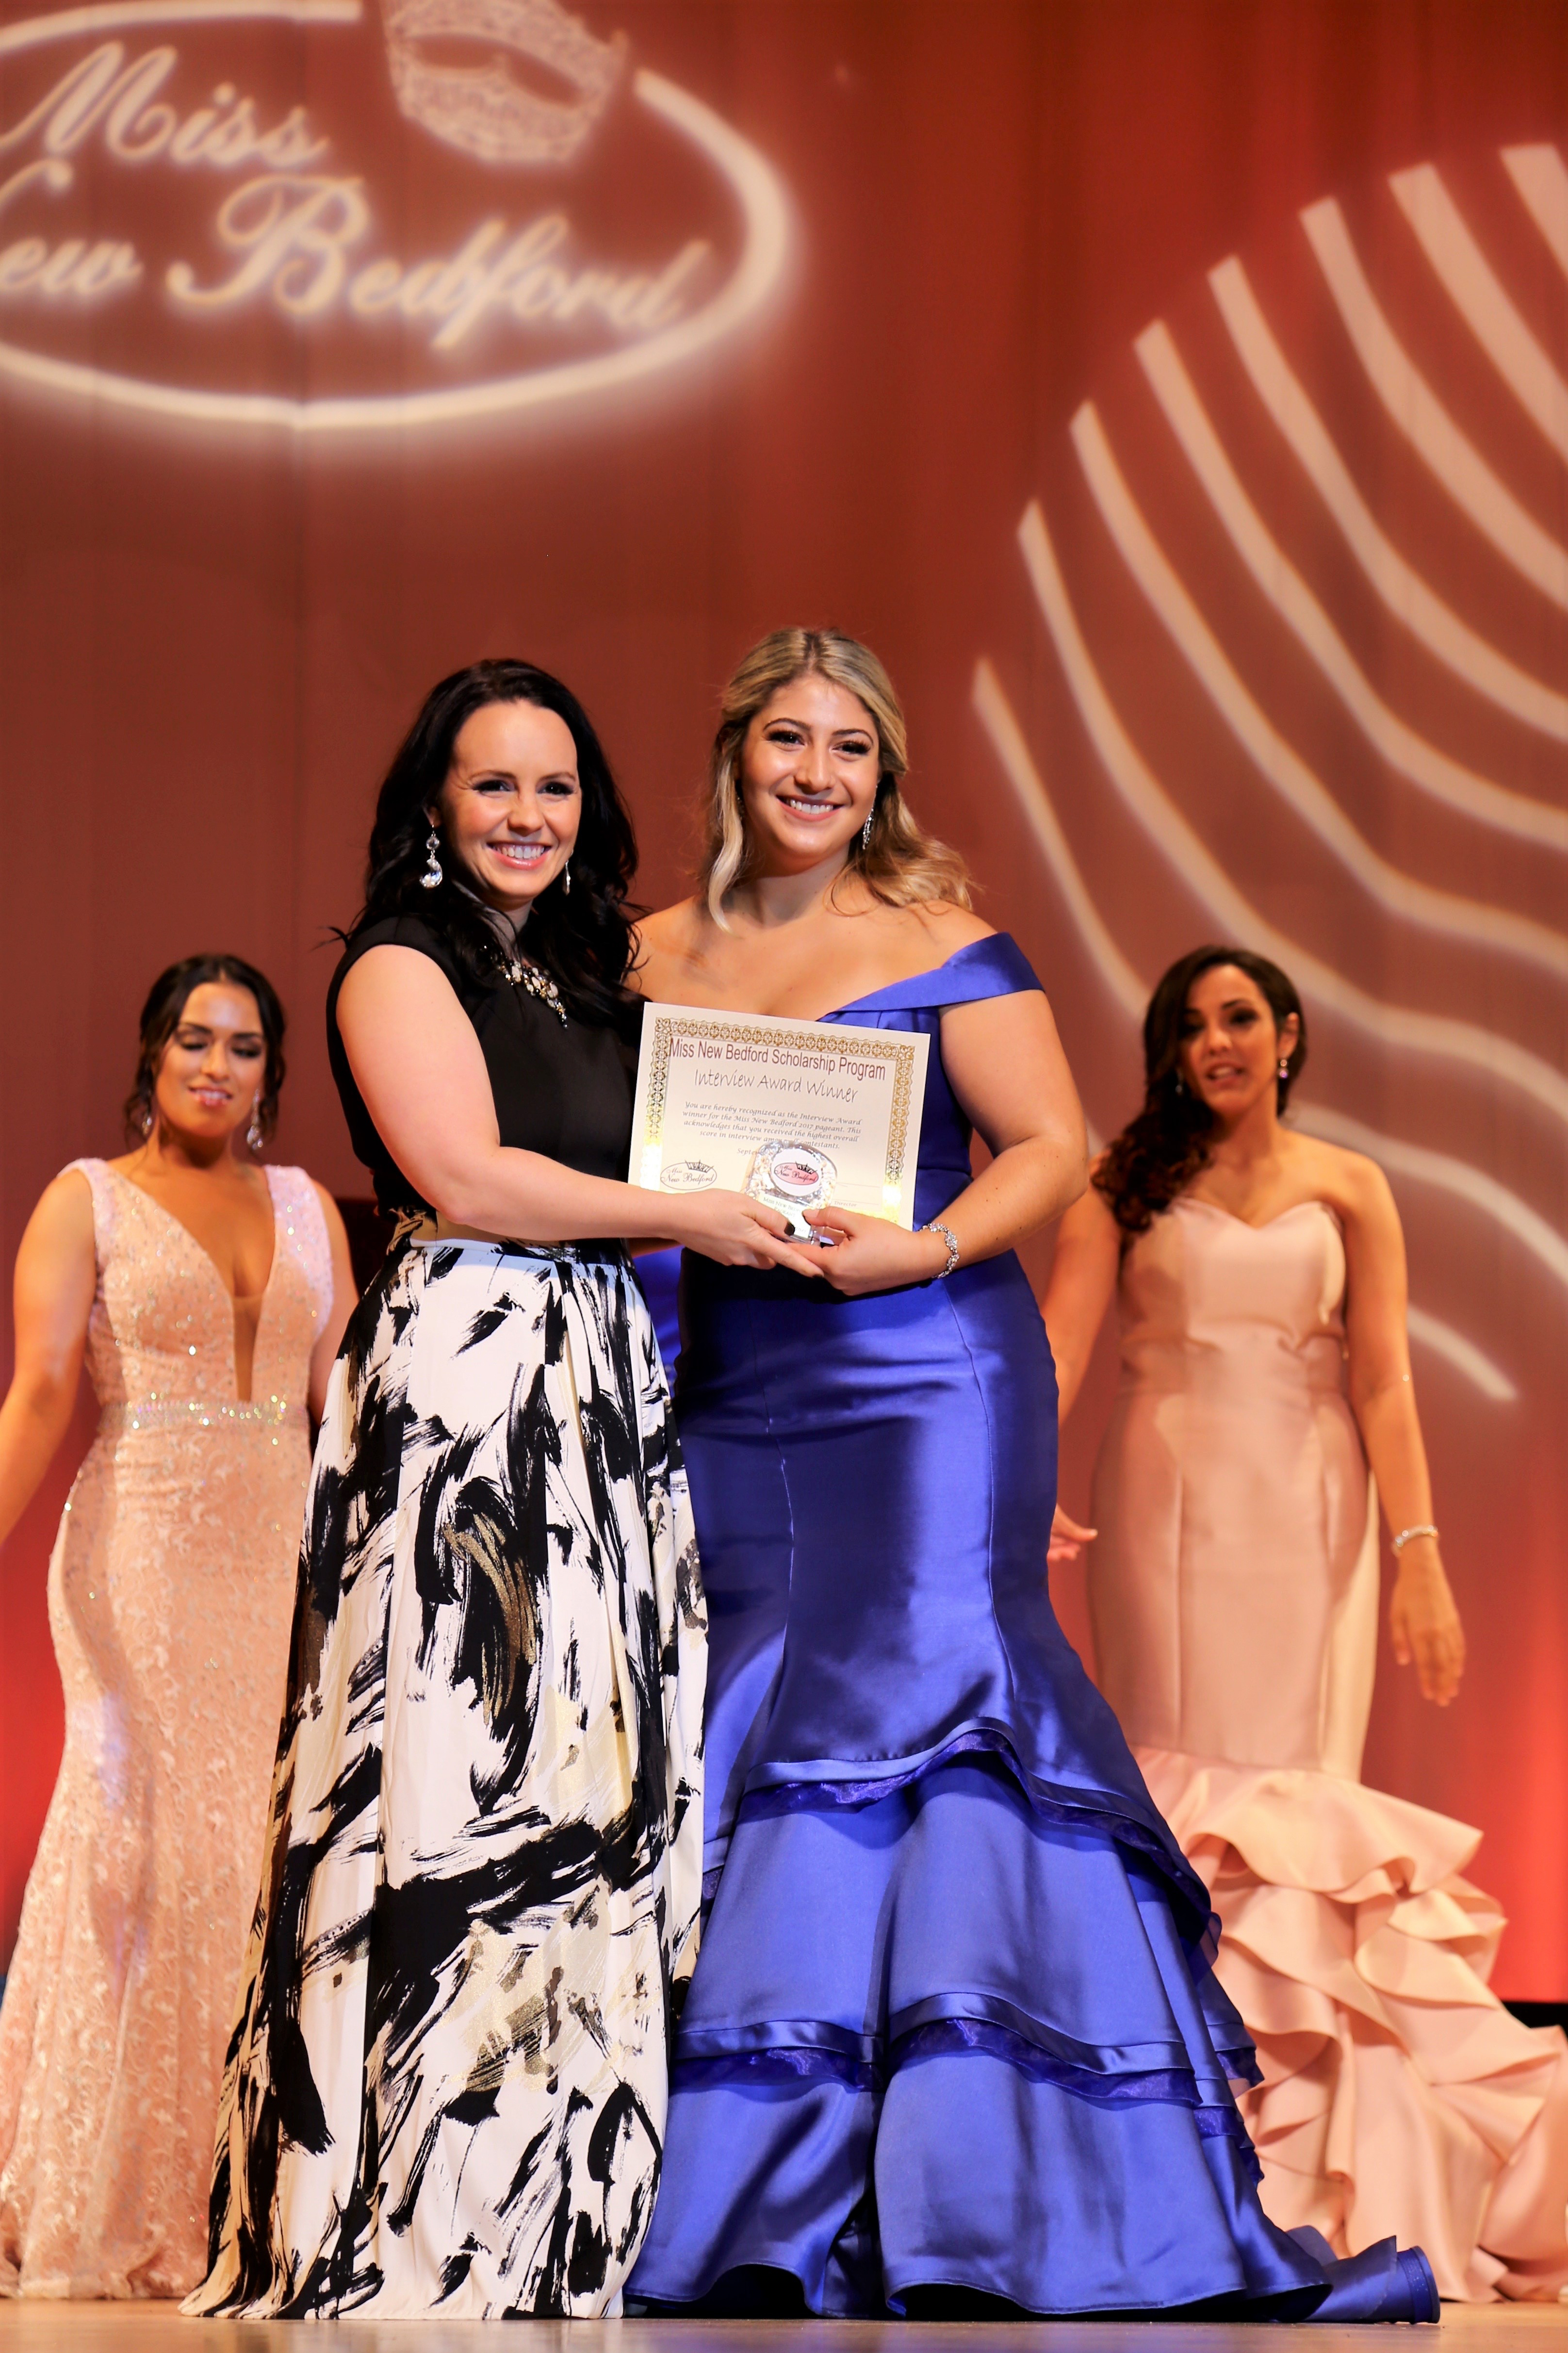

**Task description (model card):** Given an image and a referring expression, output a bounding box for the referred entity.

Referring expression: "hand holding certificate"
[629,1003,929,1240]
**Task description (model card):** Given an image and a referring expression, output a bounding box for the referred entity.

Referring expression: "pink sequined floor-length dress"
[1087,1196,1568,2303]
[0,1158,333,2299]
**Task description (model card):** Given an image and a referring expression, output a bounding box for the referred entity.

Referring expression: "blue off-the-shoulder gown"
[630,936,1435,2320]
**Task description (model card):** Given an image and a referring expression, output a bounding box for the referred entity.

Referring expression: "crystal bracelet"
[922,1219,961,1278]
[1390,1523,1439,1555]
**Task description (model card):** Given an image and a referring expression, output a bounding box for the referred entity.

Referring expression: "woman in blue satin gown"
[628,629,1436,2322]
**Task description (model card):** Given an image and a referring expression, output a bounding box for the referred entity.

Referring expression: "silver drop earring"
[562,859,572,897]
[861,811,874,850]
[1173,1073,1185,1097]
[246,1106,264,1153]
[138,1101,154,1138]
[1277,1057,1290,1081]
[420,827,443,889]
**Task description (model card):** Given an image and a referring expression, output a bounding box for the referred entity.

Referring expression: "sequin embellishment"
[0,1160,334,2299]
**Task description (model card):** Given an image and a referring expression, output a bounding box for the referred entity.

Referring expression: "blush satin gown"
[0,1160,334,2298]
[1088,1194,1568,2302]
[628,937,1435,2319]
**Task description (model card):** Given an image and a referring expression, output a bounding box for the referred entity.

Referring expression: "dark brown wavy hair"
[123,954,287,1145]
[1094,946,1307,1235]
[353,658,638,1029]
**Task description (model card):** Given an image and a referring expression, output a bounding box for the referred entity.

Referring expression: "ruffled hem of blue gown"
[635,1749,1438,2320]
[713,1718,1223,1974]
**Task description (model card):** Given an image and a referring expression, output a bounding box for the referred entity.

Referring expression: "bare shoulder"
[310,1178,351,1241]
[35,1164,97,1228]
[637,898,704,953]
[632,898,706,969]
[903,899,995,953]
[631,898,713,996]
[338,939,462,1018]
[1284,1130,1395,1220]
[342,938,446,983]
[17,1165,97,1269]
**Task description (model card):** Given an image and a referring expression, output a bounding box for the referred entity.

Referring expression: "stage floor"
[0,2297,1564,2350]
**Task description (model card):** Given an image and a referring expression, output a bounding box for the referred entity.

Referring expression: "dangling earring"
[1173,1073,1185,1098]
[246,1106,264,1153]
[1277,1057,1290,1081]
[420,827,443,890]
[562,859,572,897]
[138,1099,154,1139]
[861,811,874,850]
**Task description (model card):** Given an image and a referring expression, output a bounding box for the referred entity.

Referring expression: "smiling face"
[738,673,881,878]
[431,697,582,919]
[152,980,267,1147]
[1177,963,1299,1125]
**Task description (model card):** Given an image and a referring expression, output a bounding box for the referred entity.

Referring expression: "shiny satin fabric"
[1088,1194,1568,2300]
[675,936,1210,1910]
[628,938,1435,2318]
[1090,1199,1377,1778]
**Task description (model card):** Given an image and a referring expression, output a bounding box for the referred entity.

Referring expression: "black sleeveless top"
[326,915,638,1216]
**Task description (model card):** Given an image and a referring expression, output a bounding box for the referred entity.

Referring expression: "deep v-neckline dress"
[0,1160,333,2298]
[1088,1194,1568,2300]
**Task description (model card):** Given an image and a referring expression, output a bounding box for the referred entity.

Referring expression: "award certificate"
[630,1002,929,1236]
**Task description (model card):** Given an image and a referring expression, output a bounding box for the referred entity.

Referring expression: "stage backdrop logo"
[0,0,790,431]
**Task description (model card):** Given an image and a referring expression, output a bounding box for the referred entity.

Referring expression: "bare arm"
[1037,1174,1121,1568]
[306,1185,358,1423]
[1340,1158,1465,1705]
[938,988,1091,1255]
[805,988,1089,1297]
[0,1172,98,1551]
[338,948,821,1275]
[1041,1174,1121,1423]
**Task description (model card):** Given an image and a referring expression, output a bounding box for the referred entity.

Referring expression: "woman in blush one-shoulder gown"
[1045,945,1568,2303]
[0,956,353,2298]
[627,631,1437,2320]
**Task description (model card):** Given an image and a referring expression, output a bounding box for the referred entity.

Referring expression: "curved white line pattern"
[1291,1105,1568,1296]
[971,657,1145,1019]
[1017,498,1568,1128]
[1503,144,1568,285]
[1209,256,1568,737]
[1133,321,1568,850]
[1069,399,1568,974]
[1390,163,1568,465]
[985,149,1568,1413]
[0,0,359,51]
[1301,196,1568,607]
[1403,1309,1519,1403]
[971,661,1523,1402]
[0,20,791,433]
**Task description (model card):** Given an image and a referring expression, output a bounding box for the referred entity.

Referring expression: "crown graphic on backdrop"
[380,0,627,166]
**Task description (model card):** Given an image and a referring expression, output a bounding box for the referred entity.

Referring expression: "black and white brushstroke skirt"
[185,1233,706,2319]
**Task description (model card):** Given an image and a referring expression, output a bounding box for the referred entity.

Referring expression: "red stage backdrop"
[1,0,1565,1993]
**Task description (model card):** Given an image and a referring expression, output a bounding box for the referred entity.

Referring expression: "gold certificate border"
[641,1012,921,1197]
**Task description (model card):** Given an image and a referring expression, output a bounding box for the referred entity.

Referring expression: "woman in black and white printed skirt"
[186,661,823,2321]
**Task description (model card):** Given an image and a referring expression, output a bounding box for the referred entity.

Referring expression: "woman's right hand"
[1389,1544,1466,1706]
[1047,1503,1098,1570]
[666,1190,825,1276]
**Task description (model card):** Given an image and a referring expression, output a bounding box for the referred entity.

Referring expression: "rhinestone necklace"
[495,946,567,1027]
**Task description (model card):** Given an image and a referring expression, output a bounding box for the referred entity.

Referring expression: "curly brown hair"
[1094,946,1307,1235]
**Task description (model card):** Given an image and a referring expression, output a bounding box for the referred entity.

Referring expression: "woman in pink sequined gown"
[1045,946,1568,2303]
[0,955,353,2298]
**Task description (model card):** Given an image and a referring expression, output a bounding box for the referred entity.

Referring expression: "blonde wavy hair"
[700,628,972,926]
